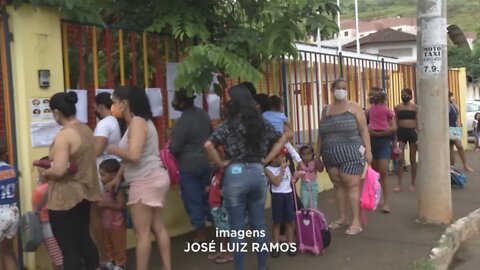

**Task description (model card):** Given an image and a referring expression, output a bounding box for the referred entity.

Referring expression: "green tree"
[14,0,339,94]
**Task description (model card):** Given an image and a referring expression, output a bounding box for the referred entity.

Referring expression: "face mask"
[111,104,123,118]
[334,89,348,100]
[171,101,183,112]
[401,96,411,103]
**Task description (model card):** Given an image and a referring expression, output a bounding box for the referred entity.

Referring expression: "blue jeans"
[179,168,212,229]
[223,163,268,270]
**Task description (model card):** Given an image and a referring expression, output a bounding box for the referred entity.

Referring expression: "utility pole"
[416,0,451,224]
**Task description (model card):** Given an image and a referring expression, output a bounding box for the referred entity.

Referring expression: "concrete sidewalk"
[127,151,480,270]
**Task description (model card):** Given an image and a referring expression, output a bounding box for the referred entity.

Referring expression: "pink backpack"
[159,142,180,186]
[360,166,381,224]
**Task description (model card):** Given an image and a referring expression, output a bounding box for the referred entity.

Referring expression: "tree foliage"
[448,31,480,83]
[14,0,339,93]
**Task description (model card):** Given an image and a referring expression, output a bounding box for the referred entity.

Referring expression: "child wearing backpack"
[98,159,127,270]
[265,147,299,258]
[0,139,19,270]
[31,156,63,270]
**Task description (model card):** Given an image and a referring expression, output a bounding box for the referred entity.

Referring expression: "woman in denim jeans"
[204,85,291,270]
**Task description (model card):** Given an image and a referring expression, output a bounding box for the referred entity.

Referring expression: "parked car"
[466,100,480,136]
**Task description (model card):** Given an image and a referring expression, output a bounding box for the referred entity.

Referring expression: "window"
[344,31,349,37]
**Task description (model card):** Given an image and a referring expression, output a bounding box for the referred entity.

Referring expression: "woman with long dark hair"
[204,84,292,270]
[106,86,171,270]
[43,91,101,270]
[394,88,419,192]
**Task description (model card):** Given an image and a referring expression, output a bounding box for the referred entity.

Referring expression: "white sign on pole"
[67,90,88,123]
[146,88,163,117]
[422,46,442,77]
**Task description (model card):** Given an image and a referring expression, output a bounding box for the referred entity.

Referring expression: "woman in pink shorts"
[107,85,171,270]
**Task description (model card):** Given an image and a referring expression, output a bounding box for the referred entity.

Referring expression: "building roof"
[340,17,416,33]
[343,28,417,48]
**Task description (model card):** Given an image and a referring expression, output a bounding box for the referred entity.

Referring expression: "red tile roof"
[340,17,416,33]
[343,28,416,48]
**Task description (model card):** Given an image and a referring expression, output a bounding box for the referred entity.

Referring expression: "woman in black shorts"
[394,88,419,192]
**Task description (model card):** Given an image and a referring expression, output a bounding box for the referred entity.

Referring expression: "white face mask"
[334,89,348,100]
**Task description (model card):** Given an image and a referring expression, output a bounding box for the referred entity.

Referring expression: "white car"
[466,100,480,134]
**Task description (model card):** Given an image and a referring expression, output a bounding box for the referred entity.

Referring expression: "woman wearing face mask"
[43,91,101,270]
[394,88,419,192]
[317,78,372,236]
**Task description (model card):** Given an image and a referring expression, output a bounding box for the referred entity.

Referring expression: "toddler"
[32,156,63,270]
[98,159,127,270]
[265,148,299,258]
[298,145,323,209]
[262,95,304,168]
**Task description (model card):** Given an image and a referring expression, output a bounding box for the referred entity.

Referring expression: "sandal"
[215,256,234,264]
[408,185,416,192]
[393,187,402,192]
[208,252,221,260]
[382,208,391,214]
[345,227,363,235]
[329,220,348,230]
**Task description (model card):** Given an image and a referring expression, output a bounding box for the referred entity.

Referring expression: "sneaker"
[287,249,297,257]
[270,250,280,258]
[103,262,115,270]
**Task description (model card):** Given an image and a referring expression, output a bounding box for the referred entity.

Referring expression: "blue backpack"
[451,167,466,188]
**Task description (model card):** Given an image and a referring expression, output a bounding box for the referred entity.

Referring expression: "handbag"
[449,127,462,141]
[19,192,48,252]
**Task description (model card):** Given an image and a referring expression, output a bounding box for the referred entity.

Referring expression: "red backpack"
[159,142,180,186]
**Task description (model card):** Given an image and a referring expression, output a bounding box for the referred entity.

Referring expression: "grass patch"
[413,258,435,270]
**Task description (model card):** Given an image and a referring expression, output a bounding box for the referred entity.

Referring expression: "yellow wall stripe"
[92,27,99,89]
[62,24,70,89]
[119,30,125,85]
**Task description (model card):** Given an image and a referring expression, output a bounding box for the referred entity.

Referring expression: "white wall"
[358,41,417,63]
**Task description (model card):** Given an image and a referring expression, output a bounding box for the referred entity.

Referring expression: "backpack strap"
[36,191,48,213]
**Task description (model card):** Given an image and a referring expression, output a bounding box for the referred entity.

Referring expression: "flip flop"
[382,208,391,214]
[345,227,363,235]
[329,221,348,229]
[215,256,234,264]
[408,186,416,192]
[393,187,402,192]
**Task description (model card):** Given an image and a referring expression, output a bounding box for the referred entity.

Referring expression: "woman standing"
[449,92,474,172]
[204,84,291,270]
[92,92,122,267]
[394,88,419,192]
[317,78,372,236]
[106,86,171,270]
[43,91,101,270]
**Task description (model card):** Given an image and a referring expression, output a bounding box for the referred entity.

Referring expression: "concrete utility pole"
[416,0,452,224]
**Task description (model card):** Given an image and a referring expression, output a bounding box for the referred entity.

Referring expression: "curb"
[428,208,480,270]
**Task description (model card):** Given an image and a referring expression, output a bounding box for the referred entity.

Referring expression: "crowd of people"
[0,79,474,270]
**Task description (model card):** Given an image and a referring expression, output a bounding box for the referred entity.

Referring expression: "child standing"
[298,145,323,209]
[0,139,18,270]
[265,148,298,258]
[98,159,127,270]
[473,112,480,150]
[32,156,63,270]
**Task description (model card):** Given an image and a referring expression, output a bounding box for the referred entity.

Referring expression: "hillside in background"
[340,0,479,35]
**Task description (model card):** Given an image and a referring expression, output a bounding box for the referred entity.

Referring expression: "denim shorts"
[271,192,295,224]
[370,136,392,160]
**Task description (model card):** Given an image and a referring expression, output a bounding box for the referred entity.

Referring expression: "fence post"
[339,52,344,78]
[382,58,386,91]
[282,56,288,115]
